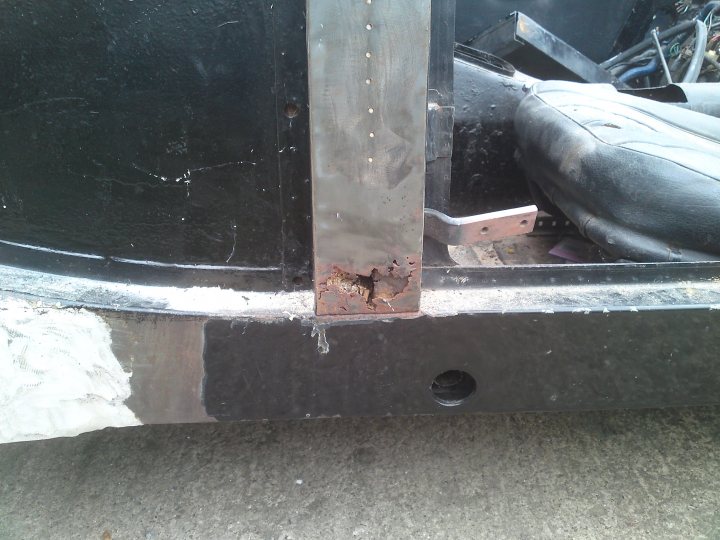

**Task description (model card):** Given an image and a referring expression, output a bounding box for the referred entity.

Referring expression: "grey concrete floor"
[1,408,720,540]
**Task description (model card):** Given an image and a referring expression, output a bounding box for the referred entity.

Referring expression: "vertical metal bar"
[425,0,456,213]
[272,3,313,289]
[307,0,432,316]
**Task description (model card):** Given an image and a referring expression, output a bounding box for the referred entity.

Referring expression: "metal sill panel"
[2,261,720,442]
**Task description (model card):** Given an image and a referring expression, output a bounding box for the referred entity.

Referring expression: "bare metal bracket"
[424,205,538,246]
[307,0,432,316]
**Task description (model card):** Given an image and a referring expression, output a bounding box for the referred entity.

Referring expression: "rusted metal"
[307,0,431,316]
[315,260,420,315]
[424,205,539,246]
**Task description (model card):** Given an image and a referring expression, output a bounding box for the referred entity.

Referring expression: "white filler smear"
[0,299,140,443]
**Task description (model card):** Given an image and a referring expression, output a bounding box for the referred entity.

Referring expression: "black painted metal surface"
[0,0,672,289]
[203,308,720,419]
[0,0,311,289]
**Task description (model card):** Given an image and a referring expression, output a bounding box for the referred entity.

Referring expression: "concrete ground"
[1,407,720,539]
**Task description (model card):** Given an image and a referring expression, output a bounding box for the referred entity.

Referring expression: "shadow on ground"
[1,408,720,539]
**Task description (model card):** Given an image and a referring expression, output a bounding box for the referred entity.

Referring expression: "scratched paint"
[0,299,140,443]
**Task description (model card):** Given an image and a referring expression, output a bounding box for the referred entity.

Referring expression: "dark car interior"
[447,0,720,266]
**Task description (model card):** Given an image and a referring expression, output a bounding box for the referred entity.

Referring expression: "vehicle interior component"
[515,80,720,261]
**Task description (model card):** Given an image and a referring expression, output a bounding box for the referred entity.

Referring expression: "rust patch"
[325,270,374,304]
[370,268,410,305]
[316,259,420,315]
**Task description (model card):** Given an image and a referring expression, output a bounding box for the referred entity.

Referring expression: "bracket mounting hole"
[283,102,300,118]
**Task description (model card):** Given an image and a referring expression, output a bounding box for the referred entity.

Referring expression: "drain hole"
[430,370,476,406]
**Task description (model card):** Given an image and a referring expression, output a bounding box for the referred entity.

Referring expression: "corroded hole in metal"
[323,262,413,311]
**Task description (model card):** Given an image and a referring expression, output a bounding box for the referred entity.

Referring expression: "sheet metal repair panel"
[307,0,431,316]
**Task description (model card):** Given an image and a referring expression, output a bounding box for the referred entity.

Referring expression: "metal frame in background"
[468,12,618,84]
